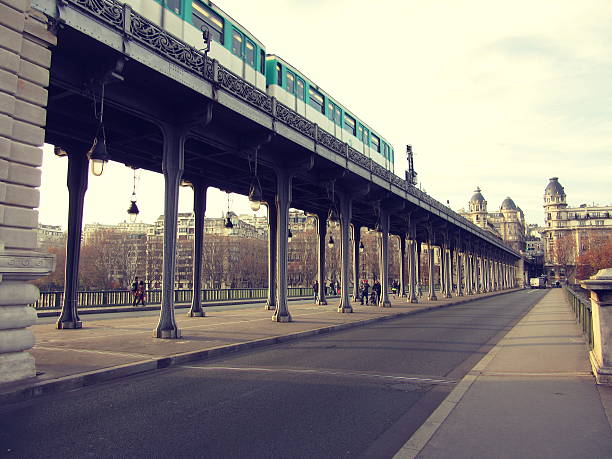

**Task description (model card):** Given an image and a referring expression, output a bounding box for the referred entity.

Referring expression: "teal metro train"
[123,0,396,172]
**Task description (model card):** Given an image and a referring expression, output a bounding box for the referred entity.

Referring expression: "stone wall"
[0,0,55,384]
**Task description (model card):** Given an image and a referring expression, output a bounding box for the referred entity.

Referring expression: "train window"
[286,72,295,94]
[344,114,356,136]
[296,77,305,100]
[231,30,243,57]
[192,2,224,44]
[327,100,341,125]
[372,134,380,153]
[358,126,369,144]
[309,87,325,113]
[276,63,282,85]
[166,0,181,14]
[245,39,255,67]
[260,50,265,74]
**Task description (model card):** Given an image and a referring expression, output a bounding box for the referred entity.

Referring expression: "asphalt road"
[1,290,547,458]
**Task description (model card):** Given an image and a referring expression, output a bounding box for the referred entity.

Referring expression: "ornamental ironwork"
[347,147,371,169]
[275,103,315,138]
[371,162,390,180]
[70,0,124,28]
[317,129,346,156]
[217,68,272,114]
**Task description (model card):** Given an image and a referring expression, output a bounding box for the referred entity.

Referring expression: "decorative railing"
[564,285,593,350]
[56,0,517,256]
[31,287,316,309]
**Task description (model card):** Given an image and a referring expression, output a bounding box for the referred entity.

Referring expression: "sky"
[38,0,612,229]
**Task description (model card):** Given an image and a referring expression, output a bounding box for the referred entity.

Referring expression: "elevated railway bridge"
[0,0,522,383]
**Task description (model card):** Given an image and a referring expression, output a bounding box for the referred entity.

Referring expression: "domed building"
[541,177,612,282]
[459,187,526,253]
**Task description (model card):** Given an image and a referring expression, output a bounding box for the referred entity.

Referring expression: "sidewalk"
[0,289,511,405]
[395,288,612,458]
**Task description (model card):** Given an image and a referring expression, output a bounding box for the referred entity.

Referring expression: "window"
[296,78,305,100]
[371,134,380,153]
[327,100,341,125]
[309,87,325,113]
[167,0,181,14]
[260,50,265,74]
[276,63,282,86]
[357,125,369,144]
[192,2,224,43]
[597,220,604,226]
[231,29,243,57]
[286,71,295,94]
[245,39,255,68]
[344,114,356,136]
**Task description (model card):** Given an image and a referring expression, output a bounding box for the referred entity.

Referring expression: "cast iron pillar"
[464,247,472,295]
[416,241,423,297]
[351,223,362,303]
[444,235,452,298]
[379,208,392,307]
[399,233,407,297]
[265,201,277,310]
[338,191,353,313]
[408,221,418,303]
[188,181,207,317]
[457,244,464,296]
[153,126,184,339]
[57,150,88,329]
[315,212,328,305]
[427,225,437,301]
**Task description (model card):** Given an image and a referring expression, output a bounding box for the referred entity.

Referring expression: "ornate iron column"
[442,232,451,298]
[399,233,407,297]
[315,211,327,305]
[153,125,184,339]
[57,150,88,329]
[427,225,437,301]
[457,242,464,296]
[416,240,423,297]
[351,223,362,303]
[379,207,392,307]
[273,168,292,322]
[187,181,207,317]
[265,200,277,310]
[338,191,353,313]
[408,221,418,303]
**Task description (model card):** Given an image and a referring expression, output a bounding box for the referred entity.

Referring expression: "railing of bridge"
[32,287,314,310]
[564,285,593,350]
[51,0,518,257]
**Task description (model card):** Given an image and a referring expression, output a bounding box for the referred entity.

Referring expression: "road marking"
[34,346,152,359]
[479,371,592,377]
[179,365,456,385]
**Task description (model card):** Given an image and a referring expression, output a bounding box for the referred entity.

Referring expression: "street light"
[127,167,139,223]
[359,241,365,253]
[288,228,293,242]
[328,235,334,248]
[224,192,233,236]
[88,83,111,176]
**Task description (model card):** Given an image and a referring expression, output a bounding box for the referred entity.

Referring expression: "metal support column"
[427,226,437,301]
[399,233,407,297]
[57,150,88,329]
[265,201,277,310]
[338,191,353,313]
[154,125,184,339]
[379,208,392,307]
[188,181,207,317]
[315,212,328,305]
[351,223,362,303]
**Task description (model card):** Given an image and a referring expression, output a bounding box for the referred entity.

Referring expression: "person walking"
[135,280,146,306]
[131,276,139,307]
[360,280,370,305]
[329,280,335,296]
[372,280,382,306]
[312,280,319,303]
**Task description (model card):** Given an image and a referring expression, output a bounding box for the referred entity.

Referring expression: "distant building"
[541,177,612,281]
[37,223,64,249]
[459,187,527,253]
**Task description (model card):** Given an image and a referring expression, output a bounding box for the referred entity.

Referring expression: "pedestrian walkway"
[0,290,510,404]
[394,288,612,458]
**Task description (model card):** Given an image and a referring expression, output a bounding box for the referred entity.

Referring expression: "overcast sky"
[39,0,612,228]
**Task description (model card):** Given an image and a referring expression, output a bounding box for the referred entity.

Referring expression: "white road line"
[179,365,456,385]
[34,346,152,359]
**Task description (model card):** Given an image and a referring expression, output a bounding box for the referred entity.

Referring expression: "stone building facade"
[541,177,612,281]
[0,0,55,383]
[459,187,527,253]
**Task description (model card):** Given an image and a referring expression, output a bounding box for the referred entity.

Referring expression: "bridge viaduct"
[0,0,523,383]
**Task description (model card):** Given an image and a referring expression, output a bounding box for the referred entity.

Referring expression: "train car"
[265,55,395,173]
[121,0,267,90]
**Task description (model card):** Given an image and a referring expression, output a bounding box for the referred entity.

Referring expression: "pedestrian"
[329,280,335,296]
[135,280,146,306]
[372,280,382,306]
[312,280,319,303]
[361,280,370,305]
[131,276,139,306]
[392,280,399,298]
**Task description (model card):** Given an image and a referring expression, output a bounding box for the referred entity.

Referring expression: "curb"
[2,289,520,406]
